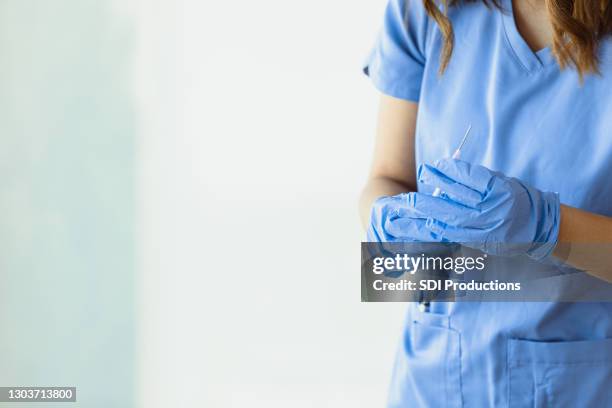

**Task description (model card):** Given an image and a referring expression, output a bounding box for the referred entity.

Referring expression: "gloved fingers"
[369,195,403,227]
[385,216,444,242]
[417,164,483,208]
[367,195,404,243]
[366,224,385,242]
[428,158,495,195]
[368,194,437,242]
[408,192,481,227]
[367,222,415,243]
[425,218,488,243]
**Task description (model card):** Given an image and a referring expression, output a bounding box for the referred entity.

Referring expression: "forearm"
[359,177,416,229]
[553,205,612,282]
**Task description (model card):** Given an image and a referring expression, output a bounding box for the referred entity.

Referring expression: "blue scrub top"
[364,0,612,406]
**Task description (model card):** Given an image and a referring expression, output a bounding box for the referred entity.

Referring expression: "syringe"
[418,124,473,313]
[431,124,472,197]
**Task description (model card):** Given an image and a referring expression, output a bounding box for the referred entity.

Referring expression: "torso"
[389,1,612,406]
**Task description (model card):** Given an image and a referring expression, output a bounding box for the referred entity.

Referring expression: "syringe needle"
[432,124,472,197]
[453,124,472,158]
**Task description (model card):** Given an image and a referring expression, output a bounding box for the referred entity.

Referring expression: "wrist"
[527,191,561,260]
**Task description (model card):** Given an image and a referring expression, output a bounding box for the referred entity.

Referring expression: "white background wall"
[0,1,135,406]
[0,0,407,406]
[136,0,406,406]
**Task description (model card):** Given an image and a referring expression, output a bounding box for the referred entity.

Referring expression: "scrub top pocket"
[508,338,612,407]
[388,308,462,408]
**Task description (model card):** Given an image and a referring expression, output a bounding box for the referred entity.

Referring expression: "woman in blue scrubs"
[360,0,612,406]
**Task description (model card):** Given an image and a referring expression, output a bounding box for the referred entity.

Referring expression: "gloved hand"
[413,158,561,259]
[367,194,440,242]
[366,194,450,279]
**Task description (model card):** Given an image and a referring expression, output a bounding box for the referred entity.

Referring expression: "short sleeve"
[363,0,430,102]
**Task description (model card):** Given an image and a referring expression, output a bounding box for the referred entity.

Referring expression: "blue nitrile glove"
[413,158,561,259]
[367,194,451,279]
[367,194,441,242]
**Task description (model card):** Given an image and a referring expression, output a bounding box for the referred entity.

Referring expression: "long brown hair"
[424,0,612,78]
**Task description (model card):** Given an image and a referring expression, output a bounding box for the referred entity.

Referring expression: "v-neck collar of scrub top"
[500,0,557,73]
